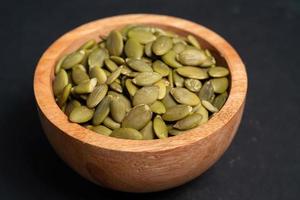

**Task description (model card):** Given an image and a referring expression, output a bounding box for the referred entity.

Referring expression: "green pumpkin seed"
[132,86,159,106]
[62,50,85,69]
[170,87,200,106]
[187,35,201,49]
[125,79,138,96]
[110,96,126,123]
[69,106,94,123]
[110,128,143,140]
[201,57,215,67]
[168,71,174,88]
[53,69,69,97]
[92,96,111,125]
[73,78,97,94]
[88,48,108,69]
[152,36,173,56]
[121,104,152,130]
[173,70,185,87]
[125,38,144,59]
[172,37,187,45]
[55,55,67,74]
[198,81,215,102]
[106,67,122,84]
[192,103,209,124]
[152,60,170,77]
[161,86,177,108]
[153,115,168,139]
[79,39,96,50]
[184,79,202,92]
[173,113,202,130]
[86,84,108,108]
[91,125,112,136]
[132,72,162,86]
[110,56,125,65]
[211,77,229,93]
[176,67,208,80]
[89,66,107,84]
[161,50,182,68]
[72,65,90,85]
[58,84,72,107]
[169,128,183,136]
[128,30,156,44]
[201,100,219,113]
[213,92,228,110]
[65,100,81,116]
[150,101,166,114]
[172,42,186,54]
[103,116,121,130]
[106,30,123,56]
[140,121,155,140]
[126,58,153,72]
[178,49,207,66]
[154,79,168,99]
[109,81,123,93]
[104,58,118,72]
[144,42,153,57]
[162,104,192,121]
[107,91,131,112]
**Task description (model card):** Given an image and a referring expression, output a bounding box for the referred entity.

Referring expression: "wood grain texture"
[33,14,247,192]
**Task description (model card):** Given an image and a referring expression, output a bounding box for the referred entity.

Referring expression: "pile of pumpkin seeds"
[53,25,229,140]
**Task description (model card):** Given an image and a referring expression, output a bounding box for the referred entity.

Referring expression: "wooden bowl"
[33,14,247,193]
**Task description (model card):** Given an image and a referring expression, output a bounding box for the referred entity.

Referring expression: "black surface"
[1,0,299,199]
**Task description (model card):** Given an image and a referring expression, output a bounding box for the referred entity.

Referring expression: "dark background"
[1,0,299,199]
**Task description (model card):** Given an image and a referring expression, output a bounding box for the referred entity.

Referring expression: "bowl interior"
[35,14,246,152]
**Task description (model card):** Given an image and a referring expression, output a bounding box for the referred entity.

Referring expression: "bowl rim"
[34,13,247,153]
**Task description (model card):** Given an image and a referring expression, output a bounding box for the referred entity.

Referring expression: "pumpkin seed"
[150,101,166,114]
[184,79,202,92]
[103,116,121,130]
[152,60,170,77]
[65,100,81,116]
[106,67,122,84]
[69,106,94,123]
[79,39,96,50]
[162,50,183,68]
[88,48,108,69]
[104,58,118,72]
[86,84,108,108]
[208,67,229,77]
[128,30,156,44]
[107,91,131,112]
[172,42,186,54]
[173,70,185,87]
[122,104,152,130]
[125,79,138,96]
[58,84,72,107]
[144,42,153,57]
[153,115,168,139]
[213,92,228,110]
[109,81,123,93]
[162,105,192,121]
[106,30,123,56]
[187,35,201,49]
[110,96,126,123]
[125,38,144,59]
[170,87,200,106]
[89,66,107,84]
[72,65,90,84]
[140,121,155,140]
[53,69,69,97]
[55,55,67,74]
[176,67,208,80]
[110,56,125,65]
[73,78,97,94]
[161,86,177,108]
[91,125,112,136]
[192,103,209,124]
[92,96,111,125]
[178,49,207,66]
[154,79,168,99]
[132,72,162,86]
[110,128,143,140]
[152,36,173,56]
[62,50,85,69]
[126,58,153,72]
[211,77,229,93]
[173,113,202,130]
[198,81,215,102]
[201,100,219,113]
[132,86,159,106]
[168,128,183,136]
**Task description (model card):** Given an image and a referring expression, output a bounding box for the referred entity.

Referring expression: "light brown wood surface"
[34,14,247,192]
